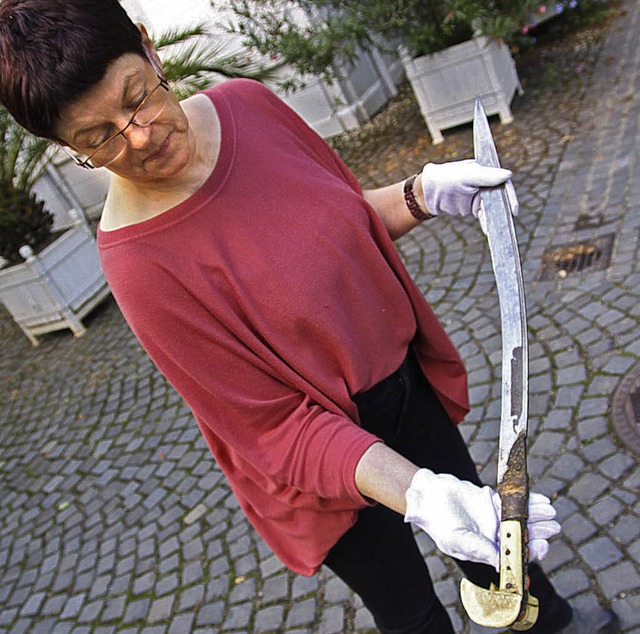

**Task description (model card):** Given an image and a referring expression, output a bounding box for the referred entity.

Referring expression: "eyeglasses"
[60,72,170,170]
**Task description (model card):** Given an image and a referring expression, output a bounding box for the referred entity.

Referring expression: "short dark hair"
[0,0,145,139]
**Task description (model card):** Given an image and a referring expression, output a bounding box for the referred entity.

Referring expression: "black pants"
[324,350,571,634]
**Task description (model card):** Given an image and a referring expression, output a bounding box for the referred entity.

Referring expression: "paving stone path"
[1,1,639,632]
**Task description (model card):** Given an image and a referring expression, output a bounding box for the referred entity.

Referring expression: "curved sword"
[460,98,539,631]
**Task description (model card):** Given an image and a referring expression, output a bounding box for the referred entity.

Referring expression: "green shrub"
[0,189,53,265]
[0,106,51,265]
[228,0,541,86]
[227,0,614,88]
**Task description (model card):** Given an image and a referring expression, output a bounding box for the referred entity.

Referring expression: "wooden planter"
[0,215,110,346]
[400,36,523,144]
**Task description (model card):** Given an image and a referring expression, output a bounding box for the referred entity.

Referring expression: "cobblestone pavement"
[1,1,639,632]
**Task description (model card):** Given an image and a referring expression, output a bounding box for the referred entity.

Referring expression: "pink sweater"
[98,79,469,575]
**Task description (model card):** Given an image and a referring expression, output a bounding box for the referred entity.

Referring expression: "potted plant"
[402,0,535,143]
[227,0,585,143]
[0,104,112,346]
[153,24,283,97]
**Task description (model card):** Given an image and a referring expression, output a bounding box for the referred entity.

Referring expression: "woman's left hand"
[420,159,519,221]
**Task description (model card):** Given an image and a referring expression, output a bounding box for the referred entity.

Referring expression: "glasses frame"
[60,64,170,170]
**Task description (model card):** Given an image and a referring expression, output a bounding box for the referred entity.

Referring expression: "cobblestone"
[1,1,639,632]
[579,537,625,571]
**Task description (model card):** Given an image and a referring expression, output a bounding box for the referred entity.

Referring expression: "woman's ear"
[136,23,164,75]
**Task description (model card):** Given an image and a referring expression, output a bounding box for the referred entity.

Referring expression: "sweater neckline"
[97,86,235,247]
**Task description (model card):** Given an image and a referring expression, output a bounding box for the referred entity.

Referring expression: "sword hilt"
[460,520,539,629]
[461,433,538,629]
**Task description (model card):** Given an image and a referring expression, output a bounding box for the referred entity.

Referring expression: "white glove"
[505,492,561,563]
[421,159,519,221]
[404,468,560,571]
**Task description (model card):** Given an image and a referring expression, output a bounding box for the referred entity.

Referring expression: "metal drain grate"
[539,233,615,281]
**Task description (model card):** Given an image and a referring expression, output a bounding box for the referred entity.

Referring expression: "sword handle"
[460,520,539,629]
[499,520,539,631]
[461,433,539,629]
[497,432,539,630]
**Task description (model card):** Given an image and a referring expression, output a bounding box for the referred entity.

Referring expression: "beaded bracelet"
[403,173,435,222]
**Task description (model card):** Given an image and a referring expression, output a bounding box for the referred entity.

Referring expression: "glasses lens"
[87,80,169,167]
[134,83,168,126]
[89,135,128,167]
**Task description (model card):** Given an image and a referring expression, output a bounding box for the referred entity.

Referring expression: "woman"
[0,1,617,632]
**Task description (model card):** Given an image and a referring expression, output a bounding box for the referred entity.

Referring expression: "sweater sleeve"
[110,259,379,506]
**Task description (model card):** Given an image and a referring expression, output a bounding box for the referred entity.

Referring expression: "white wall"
[121,0,237,44]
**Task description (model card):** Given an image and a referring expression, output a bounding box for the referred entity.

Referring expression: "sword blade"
[461,98,538,631]
[473,98,528,486]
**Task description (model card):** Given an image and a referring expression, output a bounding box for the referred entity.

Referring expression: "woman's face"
[56,49,193,186]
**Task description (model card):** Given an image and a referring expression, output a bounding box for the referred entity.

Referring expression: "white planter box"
[0,217,110,346]
[401,36,523,144]
[279,45,403,138]
[32,160,110,229]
